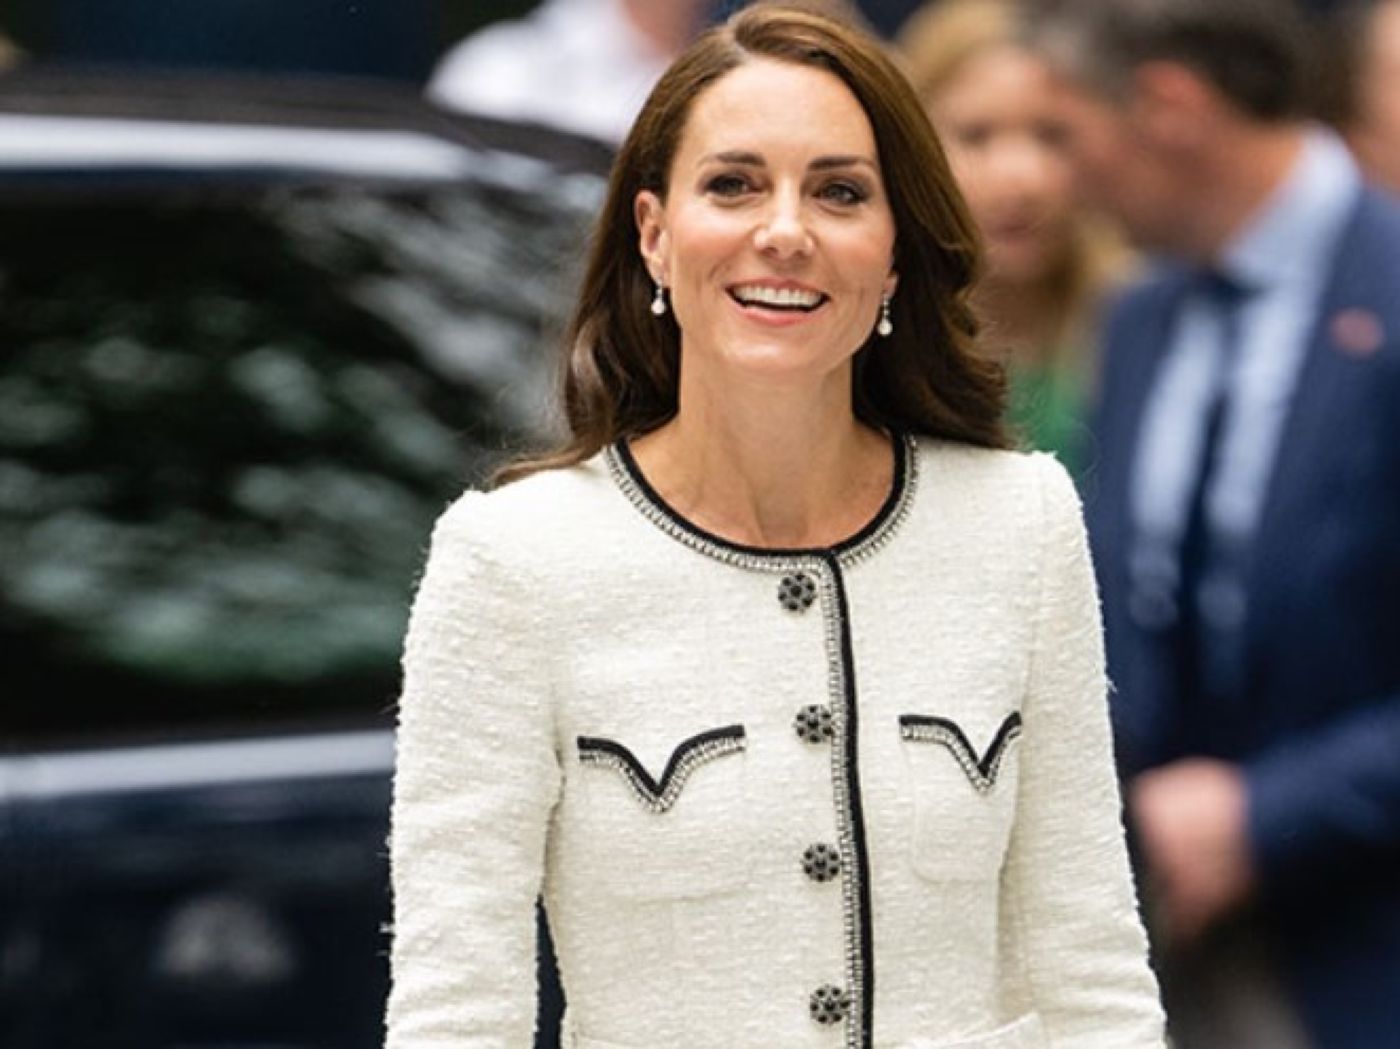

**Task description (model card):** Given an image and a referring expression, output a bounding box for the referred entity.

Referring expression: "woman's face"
[924,45,1075,287]
[635,57,898,387]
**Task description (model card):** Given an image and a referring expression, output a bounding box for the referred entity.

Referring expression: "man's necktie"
[1175,269,1251,712]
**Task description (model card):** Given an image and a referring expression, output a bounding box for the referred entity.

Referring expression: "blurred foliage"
[0,177,591,740]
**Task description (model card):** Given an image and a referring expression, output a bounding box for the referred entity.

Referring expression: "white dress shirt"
[428,0,671,145]
[1128,129,1362,644]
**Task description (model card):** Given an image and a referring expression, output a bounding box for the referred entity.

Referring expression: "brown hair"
[899,0,1020,101]
[496,3,1008,486]
[1024,0,1313,123]
[1314,0,1395,130]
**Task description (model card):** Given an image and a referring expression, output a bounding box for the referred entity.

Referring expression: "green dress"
[1007,355,1091,481]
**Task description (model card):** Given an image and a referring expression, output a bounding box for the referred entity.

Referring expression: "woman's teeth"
[731,285,825,310]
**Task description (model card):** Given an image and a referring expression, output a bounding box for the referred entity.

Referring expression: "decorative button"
[802,843,842,883]
[793,704,834,744]
[778,572,817,612]
[809,984,850,1026]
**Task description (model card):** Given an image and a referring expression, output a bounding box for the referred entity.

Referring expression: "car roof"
[0,69,614,191]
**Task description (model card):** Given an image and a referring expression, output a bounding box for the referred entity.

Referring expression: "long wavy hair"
[496,3,1008,485]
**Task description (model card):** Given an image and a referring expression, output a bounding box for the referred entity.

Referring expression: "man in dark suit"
[1025,1,1400,1046]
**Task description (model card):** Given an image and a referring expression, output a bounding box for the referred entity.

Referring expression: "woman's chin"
[986,250,1058,289]
[985,236,1070,288]
[700,339,855,386]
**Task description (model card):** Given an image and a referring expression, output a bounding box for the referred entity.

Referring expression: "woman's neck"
[627,369,894,550]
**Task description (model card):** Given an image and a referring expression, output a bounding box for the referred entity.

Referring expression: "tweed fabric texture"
[384,437,1165,1049]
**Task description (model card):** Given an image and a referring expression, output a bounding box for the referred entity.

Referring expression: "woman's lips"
[984,215,1047,241]
[725,288,829,326]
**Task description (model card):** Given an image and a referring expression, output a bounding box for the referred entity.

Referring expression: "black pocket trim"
[577,725,746,813]
[899,712,1023,793]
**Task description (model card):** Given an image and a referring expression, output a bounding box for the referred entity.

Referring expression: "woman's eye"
[951,124,993,149]
[819,181,868,206]
[1033,120,1071,152]
[705,173,753,197]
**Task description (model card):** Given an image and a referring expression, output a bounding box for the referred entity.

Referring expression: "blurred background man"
[1026,0,1400,1046]
[428,0,712,144]
[425,0,913,145]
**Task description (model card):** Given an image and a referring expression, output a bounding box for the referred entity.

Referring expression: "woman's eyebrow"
[699,151,878,172]
[701,150,765,166]
[810,155,878,172]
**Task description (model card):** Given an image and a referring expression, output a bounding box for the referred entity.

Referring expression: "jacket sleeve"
[1246,696,1400,896]
[999,455,1166,1047]
[1244,341,1400,897]
[384,493,561,1048]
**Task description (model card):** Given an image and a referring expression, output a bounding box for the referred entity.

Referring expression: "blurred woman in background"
[899,0,1131,477]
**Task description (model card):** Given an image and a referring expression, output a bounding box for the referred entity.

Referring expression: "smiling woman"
[385,6,1166,1048]
[635,59,897,391]
[501,0,1007,493]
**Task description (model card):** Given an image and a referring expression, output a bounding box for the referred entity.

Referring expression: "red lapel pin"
[1329,308,1385,358]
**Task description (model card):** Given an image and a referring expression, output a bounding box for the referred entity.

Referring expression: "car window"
[0,174,597,745]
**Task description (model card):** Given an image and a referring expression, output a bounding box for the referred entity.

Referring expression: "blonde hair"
[898,0,1133,363]
[898,0,1020,101]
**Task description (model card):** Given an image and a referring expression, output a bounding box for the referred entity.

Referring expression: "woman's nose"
[987,136,1055,195]
[753,192,813,258]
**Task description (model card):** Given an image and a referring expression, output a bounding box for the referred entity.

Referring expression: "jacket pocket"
[899,712,1022,882]
[577,725,745,813]
[570,724,754,900]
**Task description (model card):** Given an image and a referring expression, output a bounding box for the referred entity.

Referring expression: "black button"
[778,572,817,612]
[802,843,841,883]
[809,984,850,1026]
[793,704,834,744]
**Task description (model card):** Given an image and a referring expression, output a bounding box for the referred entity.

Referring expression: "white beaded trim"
[602,441,919,1049]
[577,732,746,814]
[899,715,1024,794]
[818,562,868,1049]
[602,432,918,574]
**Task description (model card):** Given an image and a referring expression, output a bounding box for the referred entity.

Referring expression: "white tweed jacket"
[385,434,1166,1049]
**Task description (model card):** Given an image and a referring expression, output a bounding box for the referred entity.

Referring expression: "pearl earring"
[877,295,893,337]
[651,283,668,317]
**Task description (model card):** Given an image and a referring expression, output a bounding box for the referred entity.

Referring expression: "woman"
[385,6,1163,1047]
[899,0,1130,477]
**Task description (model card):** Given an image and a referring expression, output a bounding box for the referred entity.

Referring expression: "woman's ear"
[635,190,670,284]
[883,270,899,300]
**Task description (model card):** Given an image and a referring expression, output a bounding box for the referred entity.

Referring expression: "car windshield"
[0,174,595,745]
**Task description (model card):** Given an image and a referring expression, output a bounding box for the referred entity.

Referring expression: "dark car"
[0,71,607,1049]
